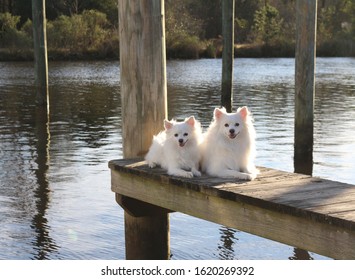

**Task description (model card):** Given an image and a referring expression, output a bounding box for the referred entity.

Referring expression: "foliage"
[47,10,110,51]
[0,12,31,49]
[0,0,354,59]
[167,33,203,59]
[165,0,205,58]
[317,0,355,56]
[251,4,284,45]
[47,9,118,58]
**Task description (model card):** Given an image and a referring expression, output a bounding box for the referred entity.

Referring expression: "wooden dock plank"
[109,158,355,259]
[246,183,355,203]
[307,201,355,215]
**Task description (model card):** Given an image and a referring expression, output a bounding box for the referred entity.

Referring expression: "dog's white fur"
[145,116,202,178]
[201,106,258,180]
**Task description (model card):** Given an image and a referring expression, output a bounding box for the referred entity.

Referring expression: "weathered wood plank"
[332,211,355,221]
[109,158,355,259]
[240,180,354,200]
[270,188,355,205]
[306,200,355,214]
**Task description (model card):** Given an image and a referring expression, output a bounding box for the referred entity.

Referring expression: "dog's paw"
[236,173,254,181]
[192,169,201,177]
[245,174,255,181]
[242,172,258,181]
[181,171,194,178]
[249,172,257,180]
[147,162,156,168]
[170,170,194,178]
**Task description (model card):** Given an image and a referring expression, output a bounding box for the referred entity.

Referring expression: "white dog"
[145,116,202,178]
[201,106,258,180]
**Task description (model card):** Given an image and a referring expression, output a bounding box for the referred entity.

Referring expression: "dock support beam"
[118,0,168,259]
[116,195,170,259]
[294,0,317,175]
[32,0,49,108]
[221,0,235,112]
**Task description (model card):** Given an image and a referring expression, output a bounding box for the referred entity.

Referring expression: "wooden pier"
[110,158,355,260]
[110,0,354,261]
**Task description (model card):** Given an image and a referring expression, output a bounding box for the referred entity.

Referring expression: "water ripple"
[0,58,354,260]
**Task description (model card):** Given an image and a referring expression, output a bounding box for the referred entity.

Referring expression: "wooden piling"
[294,0,317,175]
[117,194,170,260]
[31,0,49,108]
[118,0,168,259]
[221,0,235,112]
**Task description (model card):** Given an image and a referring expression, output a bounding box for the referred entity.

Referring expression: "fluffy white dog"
[145,116,202,178]
[201,106,258,180]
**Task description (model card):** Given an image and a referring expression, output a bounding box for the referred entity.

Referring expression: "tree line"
[0,0,354,60]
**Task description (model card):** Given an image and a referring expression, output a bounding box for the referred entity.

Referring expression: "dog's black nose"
[229,129,235,134]
[179,139,183,143]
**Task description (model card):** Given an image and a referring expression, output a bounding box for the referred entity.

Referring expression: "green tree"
[317,0,355,55]
[46,9,116,56]
[0,12,31,48]
[186,0,222,39]
[82,9,109,46]
[235,0,261,43]
[251,3,284,45]
[165,0,204,58]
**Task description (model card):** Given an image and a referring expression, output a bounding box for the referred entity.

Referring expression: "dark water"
[0,58,354,260]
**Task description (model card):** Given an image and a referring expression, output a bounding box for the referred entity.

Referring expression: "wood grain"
[294,0,317,173]
[110,158,355,259]
[119,0,167,158]
[117,0,168,259]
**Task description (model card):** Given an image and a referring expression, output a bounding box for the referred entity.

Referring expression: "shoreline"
[1,44,354,62]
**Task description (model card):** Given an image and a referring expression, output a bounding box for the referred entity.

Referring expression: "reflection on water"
[0,61,123,259]
[0,58,354,259]
[31,107,56,259]
[217,227,238,260]
[289,248,313,260]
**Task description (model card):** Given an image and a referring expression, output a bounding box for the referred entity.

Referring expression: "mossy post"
[32,0,49,108]
[221,0,235,113]
[118,0,169,259]
[294,0,317,175]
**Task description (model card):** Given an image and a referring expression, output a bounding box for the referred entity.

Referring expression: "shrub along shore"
[0,4,354,62]
[1,41,353,62]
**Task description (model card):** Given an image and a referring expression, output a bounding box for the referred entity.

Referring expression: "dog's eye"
[183,133,188,136]
[224,124,229,127]
[174,134,178,137]
[235,123,240,127]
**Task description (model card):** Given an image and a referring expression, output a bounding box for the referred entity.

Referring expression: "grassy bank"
[1,42,354,62]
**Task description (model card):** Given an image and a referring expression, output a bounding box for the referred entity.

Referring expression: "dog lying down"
[201,106,258,181]
[145,107,258,181]
[145,116,202,178]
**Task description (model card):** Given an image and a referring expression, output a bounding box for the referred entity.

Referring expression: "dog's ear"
[238,106,249,119]
[164,120,173,130]
[214,107,226,120]
[185,116,195,127]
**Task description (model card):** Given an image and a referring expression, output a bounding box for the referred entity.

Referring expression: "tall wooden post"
[118,0,169,259]
[221,0,235,112]
[32,0,49,108]
[294,0,317,175]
